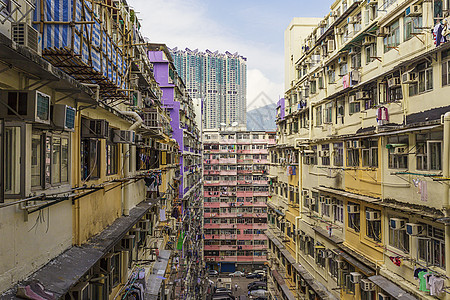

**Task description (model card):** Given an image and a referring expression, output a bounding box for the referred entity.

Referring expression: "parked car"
[248,284,266,291]
[248,289,267,297]
[229,271,245,277]
[254,270,266,276]
[208,270,219,276]
[215,288,233,294]
[246,273,263,279]
[248,281,266,289]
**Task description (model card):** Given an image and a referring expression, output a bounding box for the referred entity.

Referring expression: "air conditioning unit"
[350,272,362,284]
[366,211,381,221]
[406,5,422,17]
[338,56,347,64]
[388,77,401,87]
[349,95,356,103]
[135,134,144,145]
[368,0,378,5]
[348,205,359,214]
[336,28,344,35]
[390,218,406,230]
[401,71,418,84]
[355,91,369,100]
[11,22,41,55]
[139,220,150,232]
[363,36,376,45]
[360,278,375,291]
[0,90,51,124]
[406,223,424,236]
[348,16,358,24]
[113,130,136,144]
[52,104,76,131]
[81,119,109,139]
[68,281,89,300]
[346,140,353,149]
[394,147,407,155]
[121,235,135,251]
[377,27,388,37]
[378,293,390,300]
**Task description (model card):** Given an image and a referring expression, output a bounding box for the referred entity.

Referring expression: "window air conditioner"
[348,205,359,214]
[11,22,41,55]
[363,36,376,45]
[394,147,407,155]
[338,56,347,64]
[406,223,424,236]
[350,272,362,284]
[81,119,109,139]
[366,211,381,221]
[68,281,89,300]
[349,95,356,103]
[346,140,353,149]
[113,130,136,144]
[360,278,375,291]
[0,90,51,124]
[406,5,422,17]
[390,218,406,230]
[401,71,418,84]
[388,77,401,87]
[52,104,76,131]
[378,293,390,300]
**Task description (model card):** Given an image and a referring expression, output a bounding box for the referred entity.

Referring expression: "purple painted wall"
[277,98,285,121]
[149,50,185,196]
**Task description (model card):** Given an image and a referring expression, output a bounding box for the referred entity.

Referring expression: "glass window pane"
[52,137,61,184]
[31,134,42,187]
[5,127,21,194]
[61,138,69,182]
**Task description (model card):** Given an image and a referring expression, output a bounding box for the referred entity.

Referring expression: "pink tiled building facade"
[203,129,276,272]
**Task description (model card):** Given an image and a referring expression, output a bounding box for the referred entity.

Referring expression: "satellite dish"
[231,122,238,127]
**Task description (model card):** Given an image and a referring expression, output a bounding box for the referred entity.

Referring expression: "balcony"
[219,180,237,186]
[252,180,268,185]
[236,191,253,197]
[219,158,237,164]
[253,191,269,196]
[204,180,220,186]
[219,170,237,176]
[203,202,221,208]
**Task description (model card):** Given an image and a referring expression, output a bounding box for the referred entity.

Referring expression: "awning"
[314,186,381,204]
[145,250,171,300]
[340,24,378,53]
[1,200,157,299]
[371,124,441,137]
[335,246,375,276]
[369,275,418,300]
[313,226,344,244]
[271,269,296,300]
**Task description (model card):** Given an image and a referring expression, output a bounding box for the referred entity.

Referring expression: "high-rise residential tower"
[171,48,247,130]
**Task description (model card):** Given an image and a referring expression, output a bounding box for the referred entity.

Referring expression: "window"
[31,134,42,187]
[418,62,433,93]
[316,246,327,268]
[321,197,330,217]
[389,218,410,253]
[81,139,100,181]
[362,139,378,167]
[311,192,319,213]
[310,80,317,94]
[315,106,323,126]
[5,126,21,195]
[328,253,339,280]
[348,202,360,232]
[404,16,422,41]
[346,146,359,167]
[388,135,409,169]
[416,132,442,170]
[304,146,317,165]
[333,199,344,223]
[366,208,381,242]
[441,49,450,86]
[418,224,445,268]
[328,69,336,83]
[324,102,333,123]
[339,62,348,76]
[333,142,344,166]
[365,44,377,65]
[306,237,315,258]
[384,20,400,53]
[321,144,330,166]
[351,52,361,69]
[106,142,118,175]
[349,100,361,114]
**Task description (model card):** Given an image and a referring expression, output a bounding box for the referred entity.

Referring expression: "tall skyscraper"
[171,48,247,129]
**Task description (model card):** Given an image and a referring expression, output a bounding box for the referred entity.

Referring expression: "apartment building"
[0,1,201,299]
[203,129,276,272]
[267,0,450,299]
[171,48,247,129]
[148,44,204,299]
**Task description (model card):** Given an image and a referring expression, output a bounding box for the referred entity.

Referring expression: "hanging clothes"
[434,22,447,46]
[429,276,445,296]
[376,107,389,126]
[342,74,350,89]
[418,271,430,292]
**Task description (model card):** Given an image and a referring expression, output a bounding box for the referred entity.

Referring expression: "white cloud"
[247,69,283,111]
[131,0,284,104]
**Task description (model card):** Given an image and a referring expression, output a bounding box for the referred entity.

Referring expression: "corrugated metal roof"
[369,275,418,300]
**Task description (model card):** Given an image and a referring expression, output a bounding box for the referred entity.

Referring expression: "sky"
[131,0,331,110]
